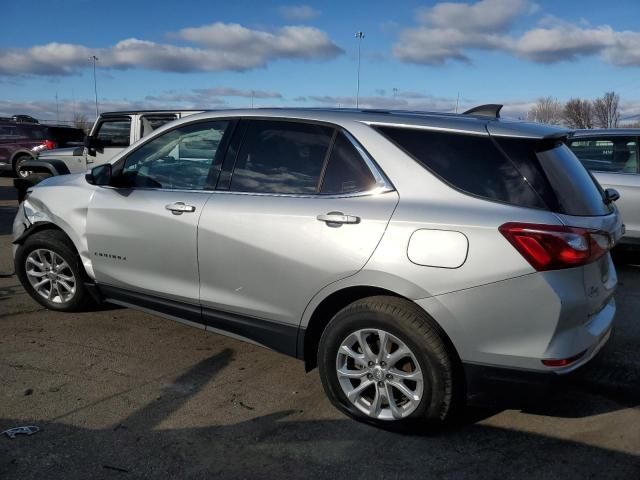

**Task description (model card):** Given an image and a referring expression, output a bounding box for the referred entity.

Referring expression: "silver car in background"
[12,106,623,430]
[568,129,640,248]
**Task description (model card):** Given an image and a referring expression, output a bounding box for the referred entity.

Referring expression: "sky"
[1,0,640,123]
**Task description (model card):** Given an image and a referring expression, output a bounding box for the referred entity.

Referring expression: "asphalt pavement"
[0,175,638,479]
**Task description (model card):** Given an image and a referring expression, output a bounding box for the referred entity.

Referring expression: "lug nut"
[378,381,384,387]
[380,361,386,367]
[368,361,374,367]
[367,373,373,380]
[386,374,392,380]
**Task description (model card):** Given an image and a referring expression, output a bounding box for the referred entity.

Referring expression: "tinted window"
[376,126,545,209]
[17,124,47,139]
[536,144,612,216]
[497,137,612,216]
[0,124,18,137]
[122,121,229,190]
[569,137,638,174]
[95,118,131,147]
[320,133,377,194]
[230,120,333,194]
[47,127,85,146]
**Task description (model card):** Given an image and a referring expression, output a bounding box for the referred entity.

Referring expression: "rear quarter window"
[374,126,545,209]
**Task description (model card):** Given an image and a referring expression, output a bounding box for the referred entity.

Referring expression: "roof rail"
[463,104,503,118]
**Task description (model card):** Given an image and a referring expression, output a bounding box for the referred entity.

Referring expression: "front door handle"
[317,212,361,227]
[165,202,196,215]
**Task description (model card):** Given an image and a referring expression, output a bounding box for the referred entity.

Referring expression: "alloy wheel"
[336,328,424,421]
[25,249,76,304]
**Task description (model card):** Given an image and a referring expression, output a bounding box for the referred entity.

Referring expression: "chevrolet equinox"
[13,106,623,429]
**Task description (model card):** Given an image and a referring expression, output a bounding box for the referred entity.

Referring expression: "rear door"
[197,119,398,347]
[569,135,640,240]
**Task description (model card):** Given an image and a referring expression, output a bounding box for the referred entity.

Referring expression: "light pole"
[355,31,365,109]
[90,55,99,118]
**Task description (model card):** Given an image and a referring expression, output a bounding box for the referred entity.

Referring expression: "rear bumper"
[463,324,611,397]
[416,266,616,374]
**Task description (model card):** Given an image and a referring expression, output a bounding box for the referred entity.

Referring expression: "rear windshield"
[47,127,85,146]
[375,126,611,216]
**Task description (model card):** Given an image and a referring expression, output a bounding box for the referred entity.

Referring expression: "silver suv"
[12,107,623,429]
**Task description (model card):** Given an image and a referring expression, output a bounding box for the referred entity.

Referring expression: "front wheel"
[318,296,462,430]
[15,230,94,312]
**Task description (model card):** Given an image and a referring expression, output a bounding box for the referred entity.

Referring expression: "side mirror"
[604,188,620,204]
[83,135,102,154]
[85,163,112,186]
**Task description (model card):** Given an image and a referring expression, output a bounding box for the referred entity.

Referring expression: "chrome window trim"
[341,129,394,193]
[366,121,489,136]
[98,184,395,199]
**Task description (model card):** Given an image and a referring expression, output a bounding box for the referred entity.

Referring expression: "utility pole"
[355,31,365,109]
[455,92,460,113]
[55,92,59,124]
[393,87,398,104]
[251,90,255,109]
[90,55,99,118]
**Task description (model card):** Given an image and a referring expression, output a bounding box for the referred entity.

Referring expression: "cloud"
[278,5,320,21]
[0,22,343,76]
[177,23,341,60]
[417,0,532,33]
[193,87,282,99]
[393,0,640,66]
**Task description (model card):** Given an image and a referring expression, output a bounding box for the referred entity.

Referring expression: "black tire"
[318,296,463,431]
[13,154,33,177]
[15,229,94,312]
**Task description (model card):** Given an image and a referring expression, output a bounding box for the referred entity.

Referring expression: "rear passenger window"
[375,126,545,209]
[569,137,638,174]
[230,120,333,194]
[320,133,377,194]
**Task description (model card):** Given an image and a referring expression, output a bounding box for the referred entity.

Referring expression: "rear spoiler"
[463,104,503,118]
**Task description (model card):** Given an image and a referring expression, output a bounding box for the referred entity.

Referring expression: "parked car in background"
[20,110,202,179]
[0,121,84,177]
[12,114,39,124]
[13,106,622,430]
[568,129,639,247]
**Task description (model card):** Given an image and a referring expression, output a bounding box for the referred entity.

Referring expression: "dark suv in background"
[0,120,85,176]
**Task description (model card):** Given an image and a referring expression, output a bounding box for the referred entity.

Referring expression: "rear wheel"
[318,296,462,430]
[15,230,94,312]
[13,154,33,178]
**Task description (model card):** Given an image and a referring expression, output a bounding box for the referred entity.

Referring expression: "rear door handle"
[317,212,361,226]
[165,202,196,215]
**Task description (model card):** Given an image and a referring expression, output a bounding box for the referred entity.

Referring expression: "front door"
[86,119,233,304]
[570,135,640,239]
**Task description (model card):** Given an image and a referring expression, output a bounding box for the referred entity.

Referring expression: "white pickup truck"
[18,110,202,177]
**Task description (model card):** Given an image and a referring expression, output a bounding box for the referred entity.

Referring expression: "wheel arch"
[299,284,461,373]
[10,150,35,167]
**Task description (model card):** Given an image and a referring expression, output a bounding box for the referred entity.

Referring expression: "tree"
[527,97,564,125]
[563,98,593,129]
[592,91,620,129]
[72,112,92,133]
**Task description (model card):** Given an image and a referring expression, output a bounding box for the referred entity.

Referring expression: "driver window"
[122,121,229,190]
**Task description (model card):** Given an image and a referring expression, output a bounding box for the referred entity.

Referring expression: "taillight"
[499,222,611,271]
[42,139,57,150]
